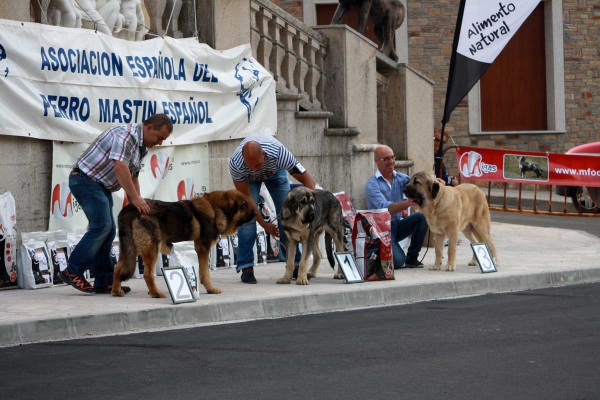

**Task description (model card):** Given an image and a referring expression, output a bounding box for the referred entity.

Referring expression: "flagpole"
[436,0,467,179]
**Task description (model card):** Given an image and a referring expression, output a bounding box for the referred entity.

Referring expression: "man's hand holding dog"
[114,160,150,214]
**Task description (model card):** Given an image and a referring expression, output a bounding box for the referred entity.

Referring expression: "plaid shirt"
[77,124,148,192]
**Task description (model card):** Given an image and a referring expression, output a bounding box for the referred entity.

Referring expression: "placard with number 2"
[162,267,197,304]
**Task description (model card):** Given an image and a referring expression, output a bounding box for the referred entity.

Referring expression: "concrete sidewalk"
[1,222,599,347]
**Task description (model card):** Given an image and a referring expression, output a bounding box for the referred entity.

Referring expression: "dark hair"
[143,113,173,133]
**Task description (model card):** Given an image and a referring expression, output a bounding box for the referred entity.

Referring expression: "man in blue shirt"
[365,145,428,269]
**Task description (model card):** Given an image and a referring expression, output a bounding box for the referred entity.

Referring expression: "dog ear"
[431,181,440,199]
[281,205,291,219]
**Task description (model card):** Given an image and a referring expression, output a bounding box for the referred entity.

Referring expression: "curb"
[2,267,599,347]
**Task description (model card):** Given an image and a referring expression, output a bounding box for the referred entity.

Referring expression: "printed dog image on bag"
[334,192,357,253]
[353,210,394,281]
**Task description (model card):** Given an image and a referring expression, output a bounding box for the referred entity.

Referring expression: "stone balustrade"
[250,0,328,111]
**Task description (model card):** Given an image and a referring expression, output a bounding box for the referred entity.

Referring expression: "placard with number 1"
[334,252,364,283]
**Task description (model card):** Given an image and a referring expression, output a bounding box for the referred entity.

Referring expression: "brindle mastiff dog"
[279,187,345,285]
[403,172,498,271]
[111,190,255,298]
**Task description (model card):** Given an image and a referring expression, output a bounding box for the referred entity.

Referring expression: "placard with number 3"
[470,243,497,273]
[334,252,364,283]
[162,267,197,304]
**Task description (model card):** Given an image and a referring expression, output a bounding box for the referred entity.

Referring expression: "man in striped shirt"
[229,135,315,284]
[59,114,173,294]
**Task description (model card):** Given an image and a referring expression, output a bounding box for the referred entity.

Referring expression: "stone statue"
[117,0,148,41]
[96,0,124,35]
[331,0,406,62]
[75,0,114,36]
[46,0,82,28]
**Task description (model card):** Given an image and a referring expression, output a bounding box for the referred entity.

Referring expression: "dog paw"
[468,260,477,266]
[307,271,317,278]
[207,286,221,294]
[334,273,344,279]
[429,265,441,271]
[445,265,455,271]
[296,276,310,285]
[111,289,125,297]
[149,291,167,298]
[277,277,291,284]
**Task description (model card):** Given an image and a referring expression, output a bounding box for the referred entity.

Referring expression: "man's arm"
[132,175,141,196]
[365,177,414,214]
[232,179,279,237]
[291,171,316,190]
[114,160,150,214]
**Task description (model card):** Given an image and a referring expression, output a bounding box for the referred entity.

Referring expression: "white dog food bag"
[171,241,199,297]
[229,234,238,267]
[46,230,69,285]
[67,229,93,280]
[210,235,232,270]
[255,227,268,265]
[18,231,52,289]
[0,192,18,290]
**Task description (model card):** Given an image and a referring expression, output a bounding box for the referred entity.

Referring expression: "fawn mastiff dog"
[403,172,498,271]
[279,187,345,285]
[112,190,255,298]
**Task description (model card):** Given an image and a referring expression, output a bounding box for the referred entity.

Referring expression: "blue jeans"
[236,169,301,272]
[391,213,428,268]
[68,171,116,288]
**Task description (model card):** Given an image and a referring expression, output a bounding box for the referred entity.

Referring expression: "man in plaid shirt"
[59,114,173,294]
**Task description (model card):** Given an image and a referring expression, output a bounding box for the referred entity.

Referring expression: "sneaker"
[404,257,424,268]
[58,269,94,293]
[241,268,257,284]
[94,285,131,294]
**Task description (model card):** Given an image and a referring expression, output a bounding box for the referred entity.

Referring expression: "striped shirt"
[365,169,410,221]
[229,135,299,182]
[76,124,148,192]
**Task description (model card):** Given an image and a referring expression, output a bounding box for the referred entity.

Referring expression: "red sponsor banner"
[455,147,600,187]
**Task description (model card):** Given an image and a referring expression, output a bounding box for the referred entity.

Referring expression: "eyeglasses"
[377,156,396,162]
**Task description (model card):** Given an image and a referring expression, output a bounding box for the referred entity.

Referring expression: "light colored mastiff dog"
[403,171,498,271]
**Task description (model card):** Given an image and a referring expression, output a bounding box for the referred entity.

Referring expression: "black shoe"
[94,285,131,294]
[241,268,257,284]
[59,269,95,293]
[404,257,424,268]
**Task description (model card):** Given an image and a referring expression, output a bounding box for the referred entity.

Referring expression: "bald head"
[375,145,393,159]
[243,141,266,172]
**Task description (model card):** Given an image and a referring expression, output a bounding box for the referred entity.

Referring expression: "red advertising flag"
[455,147,600,187]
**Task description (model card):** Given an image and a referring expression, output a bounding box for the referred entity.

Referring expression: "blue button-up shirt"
[365,170,410,221]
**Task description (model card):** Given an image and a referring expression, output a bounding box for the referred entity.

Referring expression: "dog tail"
[116,207,140,282]
[325,232,336,269]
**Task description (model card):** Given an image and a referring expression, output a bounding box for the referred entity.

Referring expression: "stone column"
[313,25,378,144]
[197,0,251,50]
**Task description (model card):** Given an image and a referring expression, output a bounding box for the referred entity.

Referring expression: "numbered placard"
[470,243,497,273]
[162,267,197,304]
[334,252,364,283]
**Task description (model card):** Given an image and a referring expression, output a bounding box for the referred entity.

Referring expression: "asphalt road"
[491,210,600,237]
[2,283,599,400]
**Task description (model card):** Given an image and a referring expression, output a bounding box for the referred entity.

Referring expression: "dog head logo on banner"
[234,57,263,123]
[177,178,195,200]
[459,151,498,178]
[150,152,170,180]
[51,183,73,218]
[0,42,6,62]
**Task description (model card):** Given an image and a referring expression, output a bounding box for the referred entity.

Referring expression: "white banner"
[49,141,210,231]
[457,0,541,63]
[0,19,276,144]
